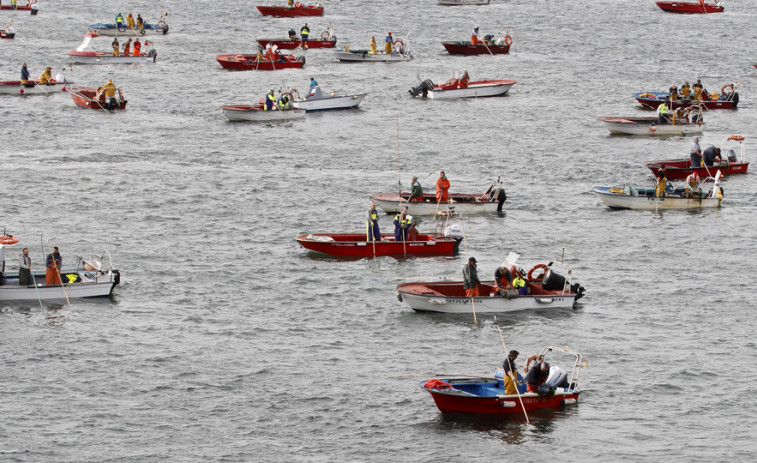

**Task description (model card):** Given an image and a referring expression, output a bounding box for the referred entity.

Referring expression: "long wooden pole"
[495,325,529,423]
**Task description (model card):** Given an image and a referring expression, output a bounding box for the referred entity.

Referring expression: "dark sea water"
[2,0,757,461]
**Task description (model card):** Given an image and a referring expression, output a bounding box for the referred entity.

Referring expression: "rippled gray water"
[2,0,757,461]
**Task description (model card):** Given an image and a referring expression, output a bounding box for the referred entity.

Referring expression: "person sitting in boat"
[126,13,135,29]
[525,360,550,393]
[20,62,29,84]
[471,27,480,46]
[366,202,381,242]
[410,176,423,202]
[393,208,412,242]
[656,102,669,125]
[111,37,119,57]
[288,28,297,41]
[263,89,275,111]
[655,165,667,198]
[123,38,132,56]
[690,137,702,167]
[693,79,703,100]
[370,36,377,54]
[681,81,691,101]
[462,257,481,297]
[669,84,678,101]
[501,350,520,395]
[385,32,393,54]
[277,93,292,110]
[300,23,309,47]
[513,270,528,296]
[459,70,470,89]
[702,146,721,167]
[271,45,281,61]
[670,107,685,125]
[53,68,67,84]
[115,12,125,30]
[38,66,51,84]
[686,172,701,197]
[494,263,514,297]
[436,171,450,203]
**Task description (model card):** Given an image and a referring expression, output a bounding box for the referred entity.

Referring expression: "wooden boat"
[216,54,305,70]
[257,25,336,49]
[296,232,461,258]
[438,0,490,5]
[634,88,738,110]
[593,171,723,210]
[599,105,705,136]
[334,46,412,62]
[0,80,70,95]
[0,238,120,302]
[442,38,511,55]
[68,33,157,64]
[643,135,748,179]
[289,86,366,111]
[257,2,324,17]
[656,1,724,13]
[397,260,586,314]
[410,78,516,99]
[88,17,169,36]
[0,0,38,14]
[221,104,305,122]
[70,86,127,110]
[371,178,506,215]
[421,346,585,416]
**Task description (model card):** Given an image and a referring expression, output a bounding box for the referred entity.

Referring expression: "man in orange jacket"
[436,171,450,203]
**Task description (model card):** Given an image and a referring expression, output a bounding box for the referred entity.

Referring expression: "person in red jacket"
[436,171,450,203]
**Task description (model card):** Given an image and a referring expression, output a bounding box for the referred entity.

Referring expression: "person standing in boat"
[288,0,294,6]
[10,0,18,11]
[370,36,377,54]
[471,27,480,45]
[435,171,450,203]
[384,32,393,54]
[655,165,667,198]
[18,248,33,287]
[669,84,678,102]
[111,37,120,56]
[115,12,125,30]
[300,23,310,47]
[693,79,703,100]
[686,172,701,197]
[123,38,132,56]
[133,38,142,56]
[502,350,520,395]
[126,13,135,29]
[656,102,669,125]
[263,89,275,111]
[525,360,550,393]
[681,81,691,101]
[409,176,423,202]
[366,202,381,242]
[20,62,29,84]
[308,77,320,97]
[690,137,702,167]
[136,14,144,30]
[459,70,470,89]
[462,257,481,297]
[45,247,62,285]
[393,208,412,242]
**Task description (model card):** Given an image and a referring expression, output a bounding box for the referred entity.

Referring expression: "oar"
[495,324,529,423]
[459,215,477,323]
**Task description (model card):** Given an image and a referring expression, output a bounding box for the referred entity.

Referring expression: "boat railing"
[536,345,584,390]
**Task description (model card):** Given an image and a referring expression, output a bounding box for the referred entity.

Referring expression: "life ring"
[0,235,19,245]
[721,83,734,95]
[728,135,745,141]
[503,35,513,46]
[527,263,548,282]
[393,39,404,53]
[320,30,329,40]
[294,1,302,6]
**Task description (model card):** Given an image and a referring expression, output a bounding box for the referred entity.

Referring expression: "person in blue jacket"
[264,90,275,111]
[393,208,412,241]
[20,63,30,84]
[366,202,381,242]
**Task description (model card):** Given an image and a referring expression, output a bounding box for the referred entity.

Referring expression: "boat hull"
[256,37,336,49]
[441,41,510,55]
[0,270,119,301]
[70,87,127,110]
[256,5,324,17]
[643,159,748,179]
[593,186,721,210]
[216,54,305,70]
[599,117,703,136]
[88,24,168,36]
[296,233,460,257]
[0,80,69,95]
[426,80,515,99]
[68,51,156,65]
[221,104,305,122]
[334,49,412,62]
[292,93,366,111]
[438,0,490,5]
[370,192,501,215]
[634,92,737,110]
[656,1,723,13]
[0,29,14,39]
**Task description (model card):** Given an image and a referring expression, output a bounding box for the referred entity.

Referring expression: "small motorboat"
[421,346,585,415]
[89,15,168,36]
[334,44,412,62]
[397,258,586,314]
[296,230,461,258]
[216,53,305,70]
[410,76,516,99]
[257,2,324,17]
[438,0,490,5]
[0,80,70,95]
[442,36,512,55]
[656,1,724,13]
[70,86,127,110]
[643,135,748,179]
[257,24,336,49]
[634,86,739,110]
[0,234,120,301]
[0,0,38,14]
[371,178,506,215]
[221,104,305,122]
[1,20,14,38]
[68,33,158,64]
[593,171,723,210]
[599,105,704,136]
[289,86,366,111]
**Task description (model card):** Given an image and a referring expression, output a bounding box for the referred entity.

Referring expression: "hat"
[468,257,477,263]
[406,215,413,222]
[509,350,519,357]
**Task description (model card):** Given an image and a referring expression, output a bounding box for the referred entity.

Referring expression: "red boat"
[256,36,336,49]
[70,86,127,110]
[421,346,586,416]
[634,86,739,110]
[0,0,38,13]
[442,37,511,55]
[256,2,324,17]
[656,1,723,13]
[643,135,748,180]
[216,54,305,71]
[0,28,14,39]
[296,231,461,258]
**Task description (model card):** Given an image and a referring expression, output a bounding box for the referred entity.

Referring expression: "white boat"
[371,178,506,215]
[289,86,366,111]
[0,238,120,302]
[88,15,169,37]
[410,78,516,99]
[593,171,723,210]
[334,46,412,62]
[396,260,586,314]
[599,116,704,136]
[0,80,70,95]
[438,0,490,4]
[68,33,157,65]
[221,104,306,122]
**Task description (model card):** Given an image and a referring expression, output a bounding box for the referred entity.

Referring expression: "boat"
[656,1,724,13]
[0,235,120,301]
[221,104,305,122]
[593,171,723,210]
[410,76,516,99]
[1,20,14,38]
[396,258,586,314]
[0,0,38,14]
[256,2,324,17]
[599,105,705,136]
[0,80,70,95]
[257,24,336,49]
[421,346,585,415]
[438,0,490,5]
[334,45,412,62]
[68,33,157,64]
[88,15,169,36]
[216,53,305,70]
[296,229,462,258]
[371,178,507,215]
[288,86,366,111]
[643,135,748,179]
[442,36,512,55]
[70,86,127,110]
[634,86,739,110]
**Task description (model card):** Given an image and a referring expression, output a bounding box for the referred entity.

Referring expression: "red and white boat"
[634,85,739,110]
[410,77,516,99]
[68,33,158,65]
[221,104,305,122]
[655,1,724,13]
[0,0,38,14]
[442,36,511,55]
[1,20,14,38]
[257,2,323,17]
[70,86,127,110]
[0,80,69,95]
[643,135,748,180]
[257,25,336,49]
[216,53,305,71]
[296,231,461,258]
[421,346,585,416]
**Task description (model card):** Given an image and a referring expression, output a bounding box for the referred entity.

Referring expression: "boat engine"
[444,223,463,239]
[542,268,586,301]
[409,79,434,98]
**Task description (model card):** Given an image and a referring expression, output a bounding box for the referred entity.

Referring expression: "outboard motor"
[543,268,586,300]
[409,79,434,98]
[727,149,737,162]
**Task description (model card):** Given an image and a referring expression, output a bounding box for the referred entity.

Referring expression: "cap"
[509,350,519,357]
[468,257,477,263]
